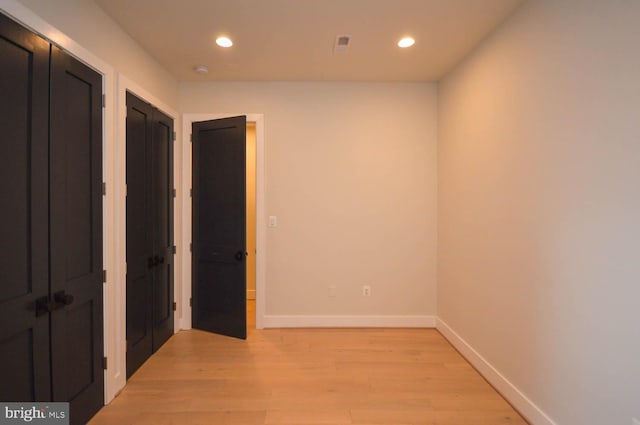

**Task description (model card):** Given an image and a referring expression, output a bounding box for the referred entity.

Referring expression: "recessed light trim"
[398,37,415,48]
[216,36,233,48]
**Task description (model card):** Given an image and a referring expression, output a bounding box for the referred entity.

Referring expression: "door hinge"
[189,298,192,307]
[172,188,176,198]
[190,134,193,142]
[172,131,176,141]
[172,302,177,311]
[172,245,176,255]
[102,94,106,108]
[189,243,193,252]
[102,182,106,196]
[103,357,108,370]
[189,188,193,197]
[102,270,107,283]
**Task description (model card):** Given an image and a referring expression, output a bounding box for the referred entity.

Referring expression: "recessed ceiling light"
[398,37,415,48]
[216,36,233,48]
[193,65,209,74]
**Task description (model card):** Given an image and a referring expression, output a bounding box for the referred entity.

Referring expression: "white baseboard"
[436,318,556,425]
[247,289,256,300]
[263,315,436,328]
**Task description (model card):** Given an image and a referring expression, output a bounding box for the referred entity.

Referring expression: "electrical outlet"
[632,417,640,425]
[362,285,371,296]
[328,285,336,297]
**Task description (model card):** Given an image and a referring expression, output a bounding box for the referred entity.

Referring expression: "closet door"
[49,46,104,425]
[126,92,174,377]
[126,92,153,377]
[150,108,174,351]
[0,13,51,402]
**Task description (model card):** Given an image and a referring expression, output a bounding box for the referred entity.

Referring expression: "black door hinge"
[172,188,177,198]
[102,270,107,283]
[103,357,108,370]
[172,302,177,311]
[102,182,106,196]
[172,245,176,255]
[172,131,176,141]
[189,188,193,197]
[189,298,193,307]
[102,94,106,108]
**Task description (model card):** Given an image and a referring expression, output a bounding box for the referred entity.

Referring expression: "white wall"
[181,82,438,325]
[438,1,640,424]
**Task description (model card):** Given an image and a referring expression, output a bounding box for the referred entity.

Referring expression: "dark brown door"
[126,92,174,378]
[0,13,104,424]
[126,93,153,376]
[192,116,247,339]
[0,12,51,403]
[150,108,175,350]
[49,45,104,425]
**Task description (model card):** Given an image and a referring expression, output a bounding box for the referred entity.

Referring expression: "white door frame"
[181,114,266,330]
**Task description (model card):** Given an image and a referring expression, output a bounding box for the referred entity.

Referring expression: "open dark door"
[192,116,247,339]
[49,46,104,424]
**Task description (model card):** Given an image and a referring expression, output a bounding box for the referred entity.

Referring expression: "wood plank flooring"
[90,304,527,425]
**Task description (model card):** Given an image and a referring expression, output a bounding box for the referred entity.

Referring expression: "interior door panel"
[192,116,247,339]
[126,92,174,377]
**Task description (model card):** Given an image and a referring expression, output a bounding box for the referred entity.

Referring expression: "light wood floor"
[89,302,527,425]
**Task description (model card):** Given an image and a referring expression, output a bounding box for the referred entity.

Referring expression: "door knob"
[54,290,74,306]
[234,251,244,261]
[35,296,55,317]
[35,294,70,317]
[148,255,165,268]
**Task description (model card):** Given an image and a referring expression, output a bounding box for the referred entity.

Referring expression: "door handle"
[35,296,55,317]
[148,255,165,268]
[234,251,245,262]
[54,290,74,306]
[35,295,68,317]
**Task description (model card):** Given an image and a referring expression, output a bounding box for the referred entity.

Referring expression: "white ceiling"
[94,0,524,82]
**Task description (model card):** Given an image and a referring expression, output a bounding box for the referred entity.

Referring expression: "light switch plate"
[268,216,277,227]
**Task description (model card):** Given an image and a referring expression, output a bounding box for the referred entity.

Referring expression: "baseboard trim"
[263,315,436,328]
[436,318,556,425]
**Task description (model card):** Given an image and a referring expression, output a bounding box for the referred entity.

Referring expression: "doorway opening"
[246,123,257,330]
